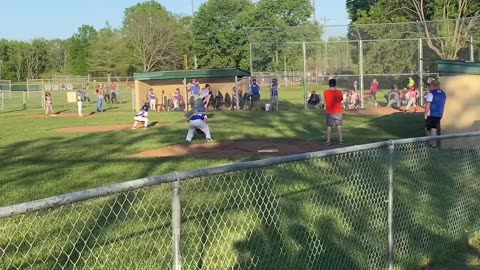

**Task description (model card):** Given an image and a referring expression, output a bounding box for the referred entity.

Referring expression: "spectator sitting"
[307,91,321,109]
[224,92,232,108]
[243,92,252,110]
[214,91,224,110]
[386,88,400,108]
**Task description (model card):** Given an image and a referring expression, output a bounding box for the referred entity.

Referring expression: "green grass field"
[1,86,479,269]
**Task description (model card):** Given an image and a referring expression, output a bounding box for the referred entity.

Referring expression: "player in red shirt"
[323,79,344,145]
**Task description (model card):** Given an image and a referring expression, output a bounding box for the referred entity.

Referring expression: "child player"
[132,104,149,130]
[270,78,279,111]
[186,107,212,142]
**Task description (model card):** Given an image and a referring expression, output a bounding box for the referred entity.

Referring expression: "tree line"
[0,0,478,81]
[0,0,313,81]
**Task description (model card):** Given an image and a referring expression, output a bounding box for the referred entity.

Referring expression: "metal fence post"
[470,34,474,62]
[172,173,182,270]
[387,141,395,270]
[303,41,307,110]
[359,39,364,109]
[249,42,253,76]
[418,38,424,106]
[1,90,3,110]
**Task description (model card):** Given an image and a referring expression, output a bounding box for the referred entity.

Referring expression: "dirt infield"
[131,139,339,158]
[345,106,425,116]
[56,122,170,133]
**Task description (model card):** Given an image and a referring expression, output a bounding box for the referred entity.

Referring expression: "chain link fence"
[1,132,480,269]
[246,17,480,110]
[1,77,136,112]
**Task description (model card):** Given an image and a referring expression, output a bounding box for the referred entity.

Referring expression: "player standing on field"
[270,78,279,111]
[324,79,344,145]
[425,80,446,147]
[148,88,157,112]
[250,78,261,110]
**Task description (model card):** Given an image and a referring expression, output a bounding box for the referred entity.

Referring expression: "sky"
[0,0,350,41]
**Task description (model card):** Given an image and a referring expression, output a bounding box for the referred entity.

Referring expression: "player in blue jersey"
[425,80,446,145]
[132,104,150,130]
[148,89,157,112]
[270,78,279,111]
[186,107,212,142]
[250,78,261,110]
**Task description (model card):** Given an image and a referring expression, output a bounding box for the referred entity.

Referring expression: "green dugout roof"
[436,60,480,76]
[134,68,250,81]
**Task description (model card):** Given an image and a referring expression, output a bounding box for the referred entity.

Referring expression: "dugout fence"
[246,17,480,110]
[1,132,480,270]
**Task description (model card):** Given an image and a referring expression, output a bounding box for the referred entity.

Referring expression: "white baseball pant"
[133,116,148,128]
[186,119,211,141]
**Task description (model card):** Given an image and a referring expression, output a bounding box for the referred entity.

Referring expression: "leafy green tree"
[89,27,129,77]
[46,39,69,75]
[192,0,254,70]
[67,25,97,75]
[123,1,184,72]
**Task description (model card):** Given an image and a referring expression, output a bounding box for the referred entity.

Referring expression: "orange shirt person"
[323,79,344,145]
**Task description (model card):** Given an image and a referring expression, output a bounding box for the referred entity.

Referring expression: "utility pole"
[321,16,332,75]
[312,0,316,23]
[191,0,198,69]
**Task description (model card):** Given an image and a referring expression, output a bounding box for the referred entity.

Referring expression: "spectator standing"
[425,80,447,146]
[173,88,181,110]
[110,82,117,104]
[82,88,91,103]
[188,79,200,99]
[104,84,111,103]
[45,92,54,116]
[270,78,279,111]
[96,85,104,112]
[370,79,379,101]
[148,88,157,112]
[408,76,415,89]
[250,78,261,110]
[324,79,344,145]
[115,83,121,103]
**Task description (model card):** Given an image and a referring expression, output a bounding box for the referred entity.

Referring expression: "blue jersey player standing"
[250,78,261,110]
[186,107,212,142]
[270,78,279,111]
[425,79,446,147]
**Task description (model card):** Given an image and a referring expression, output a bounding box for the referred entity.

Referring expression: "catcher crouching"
[186,106,212,142]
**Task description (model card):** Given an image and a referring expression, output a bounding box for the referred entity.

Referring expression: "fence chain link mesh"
[0,186,172,269]
[0,136,479,269]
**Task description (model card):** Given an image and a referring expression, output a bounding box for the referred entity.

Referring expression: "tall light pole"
[312,0,316,22]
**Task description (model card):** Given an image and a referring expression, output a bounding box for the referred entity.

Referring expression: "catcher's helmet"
[272,78,277,83]
[197,106,206,113]
[142,105,149,111]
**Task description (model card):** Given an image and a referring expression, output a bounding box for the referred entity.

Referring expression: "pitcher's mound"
[56,122,169,133]
[131,139,338,158]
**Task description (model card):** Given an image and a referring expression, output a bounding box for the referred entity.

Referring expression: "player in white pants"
[76,90,83,117]
[132,105,149,129]
[186,107,212,142]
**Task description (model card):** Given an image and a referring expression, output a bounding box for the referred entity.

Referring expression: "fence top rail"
[1,131,479,218]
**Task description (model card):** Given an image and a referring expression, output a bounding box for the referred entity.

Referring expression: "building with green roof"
[133,68,250,111]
